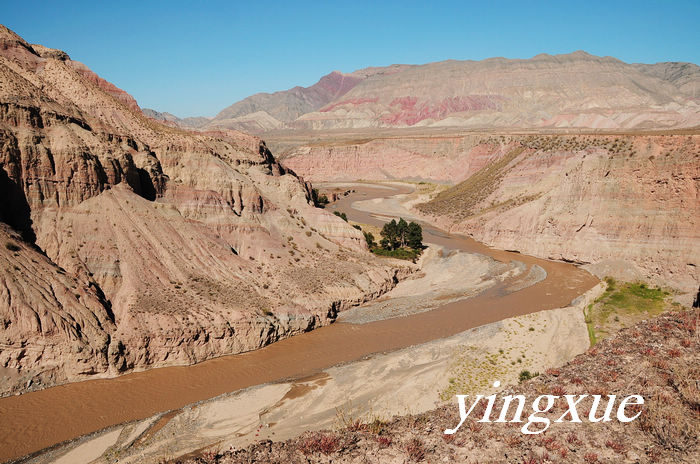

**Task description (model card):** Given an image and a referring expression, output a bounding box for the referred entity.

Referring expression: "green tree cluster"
[312,188,329,208]
[363,231,376,248]
[379,218,423,250]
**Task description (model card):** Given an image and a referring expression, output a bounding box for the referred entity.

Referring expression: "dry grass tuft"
[639,393,698,452]
[296,432,341,455]
[405,438,425,461]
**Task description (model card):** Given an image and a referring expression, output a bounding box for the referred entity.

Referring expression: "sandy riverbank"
[26,282,604,464]
[339,245,537,324]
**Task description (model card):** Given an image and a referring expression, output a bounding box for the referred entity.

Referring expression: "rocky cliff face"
[279,134,493,183]
[0,25,408,396]
[283,132,699,295]
[0,224,115,388]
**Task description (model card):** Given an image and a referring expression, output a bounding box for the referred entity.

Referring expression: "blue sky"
[2,1,698,116]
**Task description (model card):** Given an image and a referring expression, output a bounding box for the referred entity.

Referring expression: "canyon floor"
[10,183,601,464]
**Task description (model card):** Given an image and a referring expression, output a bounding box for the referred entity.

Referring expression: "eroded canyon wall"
[0,26,409,395]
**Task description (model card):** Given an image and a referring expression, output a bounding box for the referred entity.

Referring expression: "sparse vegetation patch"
[586,277,671,344]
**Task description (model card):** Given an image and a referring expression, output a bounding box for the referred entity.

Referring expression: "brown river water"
[0,183,598,462]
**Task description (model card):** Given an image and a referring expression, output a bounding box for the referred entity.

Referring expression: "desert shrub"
[519,370,539,383]
[312,188,329,208]
[372,247,421,261]
[297,432,340,455]
[405,438,425,461]
[363,231,376,248]
[605,438,627,454]
[550,385,565,396]
[376,435,392,447]
[333,211,348,222]
[670,363,700,409]
[366,417,389,435]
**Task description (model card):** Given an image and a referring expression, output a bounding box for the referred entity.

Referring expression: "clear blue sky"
[2,1,698,116]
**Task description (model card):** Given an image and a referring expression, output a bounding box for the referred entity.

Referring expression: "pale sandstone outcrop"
[280,135,497,183]
[0,25,409,395]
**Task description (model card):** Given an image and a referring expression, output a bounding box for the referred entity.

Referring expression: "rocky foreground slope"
[170,52,700,132]
[0,25,408,396]
[178,308,700,464]
[282,132,699,296]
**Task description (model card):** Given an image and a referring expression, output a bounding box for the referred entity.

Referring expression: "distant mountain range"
[144,52,700,133]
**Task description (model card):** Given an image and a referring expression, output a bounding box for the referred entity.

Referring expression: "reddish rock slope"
[206,71,366,132]
[296,53,699,130]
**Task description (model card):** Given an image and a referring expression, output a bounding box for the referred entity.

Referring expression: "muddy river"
[0,183,597,462]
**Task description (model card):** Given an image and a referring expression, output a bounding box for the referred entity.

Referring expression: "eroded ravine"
[0,183,598,463]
